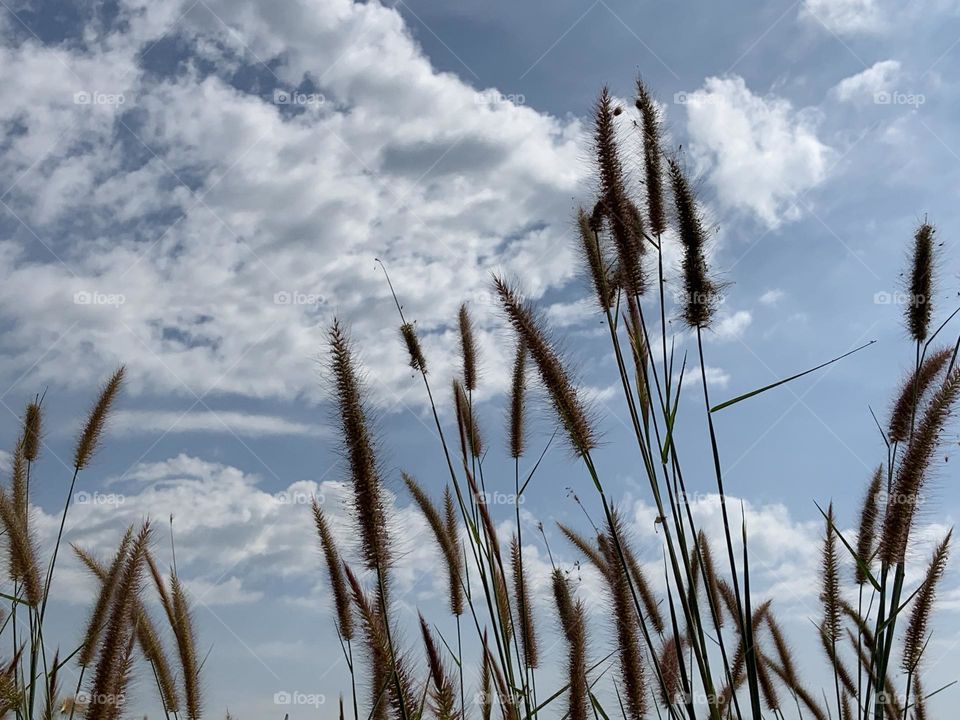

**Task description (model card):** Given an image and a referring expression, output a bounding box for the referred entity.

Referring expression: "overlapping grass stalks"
[0,369,203,719]
[315,78,957,720]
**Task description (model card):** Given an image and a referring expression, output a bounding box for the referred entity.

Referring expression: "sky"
[1,0,960,717]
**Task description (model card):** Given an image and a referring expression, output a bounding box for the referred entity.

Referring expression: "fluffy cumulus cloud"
[832,59,902,103]
[0,0,586,407]
[683,76,833,228]
[800,0,886,35]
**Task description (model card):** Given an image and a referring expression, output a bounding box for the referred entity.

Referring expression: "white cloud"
[800,0,886,35]
[684,76,833,228]
[760,289,786,305]
[0,0,586,408]
[832,60,902,103]
[110,410,323,437]
[712,309,753,341]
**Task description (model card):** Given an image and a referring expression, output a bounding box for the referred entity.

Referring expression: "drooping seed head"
[577,206,616,311]
[889,346,952,443]
[902,529,951,673]
[854,466,884,585]
[399,322,427,373]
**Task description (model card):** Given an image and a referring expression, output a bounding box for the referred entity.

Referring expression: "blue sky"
[1,0,960,716]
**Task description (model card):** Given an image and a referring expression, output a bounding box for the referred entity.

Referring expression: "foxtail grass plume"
[74,527,134,667]
[668,159,718,328]
[509,535,539,669]
[74,367,125,470]
[328,320,390,573]
[404,474,463,616]
[494,276,597,455]
[400,322,427,373]
[458,304,479,392]
[594,87,646,297]
[480,631,493,720]
[11,442,26,530]
[889,346,952,443]
[453,380,482,459]
[819,504,841,649]
[577,206,616,310]
[696,530,725,630]
[599,515,647,720]
[0,482,41,606]
[635,79,667,237]
[902,529,951,673]
[551,568,588,720]
[509,340,527,459]
[312,499,354,641]
[419,614,457,720]
[170,573,201,720]
[907,222,935,342]
[657,635,683,707]
[854,466,883,584]
[23,401,41,462]
[623,543,664,635]
[880,366,960,564]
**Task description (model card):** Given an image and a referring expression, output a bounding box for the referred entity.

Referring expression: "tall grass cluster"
[313,78,958,720]
[0,369,203,719]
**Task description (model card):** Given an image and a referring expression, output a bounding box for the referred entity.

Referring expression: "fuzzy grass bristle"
[854,465,883,584]
[819,504,841,646]
[312,498,354,641]
[635,78,667,236]
[577,206,616,311]
[22,401,41,462]
[0,482,41,606]
[509,340,527,459]
[399,322,427,373]
[458,303,479,392]
[74,367,124,470]
[551,568,589,720]
[880,366,960,564]
[594,87,646,297]
[494,275,597,455]
[419,613,457,720]
[907,222,935,342]
[453,379,483,459]
[404,474,463,616]
[329,319,390,574]
[510,535,539,669]
[668,158,718,328]
[903,529,951,673]
[889,346,952,443]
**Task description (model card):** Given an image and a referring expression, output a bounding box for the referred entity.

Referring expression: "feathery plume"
[903,529,951,673]
[697,530,725,629]
[668,158,718,328]
[881,367,960,564]
[636,79,667,236]
[889,346,952,443]
[494,276,597,454]
[329,320,390,573]
[75,527,134,667]
[594,87,646,297]
[600,512,647,720]
[74,367,124,470]
[419,614,457,720]
[404,474,463,616]
[623,544,664,635]
[480,631,493,720]
[509,340,527,458]
[855,465,884,584]
[657,635,684,707]
[443,486,464,616]
[820,504,841,647]
[906,222,935,342]
[0,483,41,606]
[510,535,539,669]
[312,499,353,641]
[453,380,482,459]
[552,569,588,720]
[399,322,427,373]
[23,401,41,462]
[43,650,60,720]
[557,523,608,574]
[170,573,201,720]
[577,206,616,310]
[458,304,479,392]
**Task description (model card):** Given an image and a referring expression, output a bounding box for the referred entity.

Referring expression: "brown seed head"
[399,322,427,373]
[907,222,935,342]
[75,367,125,470]
[668,159,718,328]
[635,79,667,236]
[889,347,952,443]
[23,402,41,462]
[458,303,479,392]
